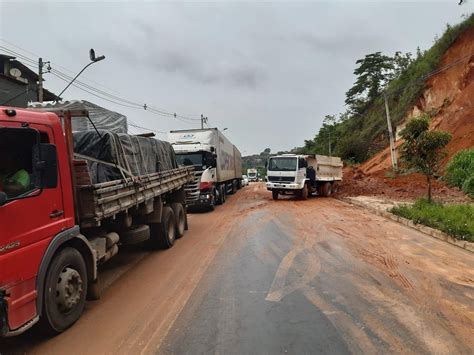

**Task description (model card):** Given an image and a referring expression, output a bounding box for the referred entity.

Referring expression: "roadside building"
[0,54,58,107]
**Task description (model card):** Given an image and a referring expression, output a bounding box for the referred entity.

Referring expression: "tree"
[322,115,337,155]
[345,52,394,113]
[399,115,451,202]
[390,51,413,80]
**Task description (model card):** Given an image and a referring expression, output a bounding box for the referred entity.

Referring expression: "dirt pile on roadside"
[339,165,468,203]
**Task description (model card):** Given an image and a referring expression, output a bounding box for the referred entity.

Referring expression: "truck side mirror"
[210,156,217,167]
[0,192,7,207]
[32,143,58,189]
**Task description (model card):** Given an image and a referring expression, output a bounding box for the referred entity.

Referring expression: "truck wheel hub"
[56,267,83,312]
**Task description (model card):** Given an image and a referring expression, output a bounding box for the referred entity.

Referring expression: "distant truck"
[0,107,193,337]
[168,128,242,210]
[266,154,342,200]
[247,168,258,182]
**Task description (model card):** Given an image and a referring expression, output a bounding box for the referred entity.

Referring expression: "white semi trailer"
[168,128,242,210]
[266,154,342,200]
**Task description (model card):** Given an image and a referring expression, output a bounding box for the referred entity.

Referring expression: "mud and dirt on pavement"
[162,184,474,354]
[2,183,473,354]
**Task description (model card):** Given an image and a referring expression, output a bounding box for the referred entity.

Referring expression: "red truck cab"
[0,107,94,336]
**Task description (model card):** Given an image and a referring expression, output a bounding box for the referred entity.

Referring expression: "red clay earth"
[341,27,474,202]
[339,166,469,203]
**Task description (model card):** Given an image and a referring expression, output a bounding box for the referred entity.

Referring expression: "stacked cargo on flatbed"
[72,130,193,227]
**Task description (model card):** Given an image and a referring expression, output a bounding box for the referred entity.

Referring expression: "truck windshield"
[268,157,297,171]
[0,128,39,201]
[176,153,203,166]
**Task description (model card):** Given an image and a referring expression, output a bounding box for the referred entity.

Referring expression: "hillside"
[298,14,474,201]
[302,14,474,164]
[361,24,474,175]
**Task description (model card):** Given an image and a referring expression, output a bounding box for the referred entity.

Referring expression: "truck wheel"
[120,224,150,245]
[149,207,176,249]
[272,190,278,200]
[87,278,101,301]
[221,185,226,204]
[301,184,308,200]
[321,182,332,197]
[237,179,242,190]
[332,182,339,193]
[39,247,87,335]
[215,187,223,205]
[171,203,186,238]
[231,180,237,194]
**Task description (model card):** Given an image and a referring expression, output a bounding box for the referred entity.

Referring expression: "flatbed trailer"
[0,107,194,337]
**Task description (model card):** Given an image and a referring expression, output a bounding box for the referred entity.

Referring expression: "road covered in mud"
[2,183,473,354]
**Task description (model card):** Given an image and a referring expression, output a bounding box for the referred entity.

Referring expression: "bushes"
[462,176,474,197]
[391,199,474,242]
[445,149,474,196]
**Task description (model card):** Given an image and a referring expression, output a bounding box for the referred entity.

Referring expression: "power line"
[0,43,201,122]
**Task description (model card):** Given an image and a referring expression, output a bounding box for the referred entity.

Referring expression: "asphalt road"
[1,183,473,354]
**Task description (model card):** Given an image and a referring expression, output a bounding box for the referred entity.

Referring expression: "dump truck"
[266,154,342,200]
[0,107,194,337]
[168,128,242,210]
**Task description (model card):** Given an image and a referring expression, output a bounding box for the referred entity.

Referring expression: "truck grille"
[268,176,294,183]
[185,170,202,203]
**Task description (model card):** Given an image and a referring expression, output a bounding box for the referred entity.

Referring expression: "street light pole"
[54,49,105,103]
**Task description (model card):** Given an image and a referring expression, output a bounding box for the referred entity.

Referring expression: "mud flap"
[0,289,8,336]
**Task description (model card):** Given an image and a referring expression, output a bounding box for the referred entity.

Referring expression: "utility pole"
[201,114,208,129]
[328,130,332,156]
[38,57,44,103]
[384,92,397,169]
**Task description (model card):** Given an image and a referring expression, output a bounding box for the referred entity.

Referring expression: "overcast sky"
[0,1,471,154]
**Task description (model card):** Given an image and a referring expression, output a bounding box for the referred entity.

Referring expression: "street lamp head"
[89,48,105,62]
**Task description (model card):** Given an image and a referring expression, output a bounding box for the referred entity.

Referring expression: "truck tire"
[215,187,223,205]
[171,203,186,238]
[221,185,226,204]
[237,179,242,190]
[87,278,101,301]
[332,182,339,193]
[230,180,237,194]
[321,182,332,197]
[301,184,308,200]
[39,247,87,335]
[149,207,176,249]
[272,190,278,200]
[120,224,150,245]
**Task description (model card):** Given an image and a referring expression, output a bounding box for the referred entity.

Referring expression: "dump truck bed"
[307,155,343,181]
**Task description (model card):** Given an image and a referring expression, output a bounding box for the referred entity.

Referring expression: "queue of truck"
[0,106,244,337]
[0,105,342,338]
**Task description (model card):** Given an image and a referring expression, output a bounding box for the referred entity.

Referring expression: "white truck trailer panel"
[233,145,243,179]
[306,155,343,181]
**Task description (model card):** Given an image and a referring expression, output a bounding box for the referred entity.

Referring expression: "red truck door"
[0,125,67,331]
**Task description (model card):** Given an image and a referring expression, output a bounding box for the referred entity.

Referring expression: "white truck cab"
[266,154,342,200]
[168,128,242,210]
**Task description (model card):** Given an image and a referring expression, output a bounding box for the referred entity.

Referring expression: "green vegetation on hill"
[300,14,474,163]
[445,149,474,197]
[391,199,474,242]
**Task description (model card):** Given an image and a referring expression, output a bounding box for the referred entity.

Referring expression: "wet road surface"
[1,183,473,354]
